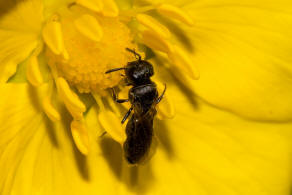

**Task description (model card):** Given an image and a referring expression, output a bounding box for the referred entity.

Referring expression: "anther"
[101,0,119,17]
[76,0,103,12]
[136,14,171,39]
[42,18,65,55]
[26,56,43,86]
[71,120,90,155]
[157,4,194,26]
[57,77,86,113]
[155,81,175,119]
[43,96,61,122]
[95,96,126,144]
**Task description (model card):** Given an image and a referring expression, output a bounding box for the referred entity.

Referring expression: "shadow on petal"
[152,12,195,52]
[28,85,42,112]
[28,85,61,148]
[170,71,200,111]
[99,136,157,193]
[152,55,200,111]
[44,117,59,148]
[155,120,175,160]
[99,137,123,179]
[0,0,18,17]
[128,165,155,194]
[28,84,91,181]
[60,106,91,181]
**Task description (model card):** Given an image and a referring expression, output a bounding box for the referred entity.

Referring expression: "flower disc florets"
[46,6,136,94]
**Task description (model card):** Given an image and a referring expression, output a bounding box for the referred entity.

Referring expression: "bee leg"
[156,84,167,104]
[111,88,129,103]
[121,107,133,124]
[124,78,131,86]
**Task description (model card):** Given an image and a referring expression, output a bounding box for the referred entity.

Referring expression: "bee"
[105,48,166,164]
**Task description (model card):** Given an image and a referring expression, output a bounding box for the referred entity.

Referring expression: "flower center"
[45,7,136,94]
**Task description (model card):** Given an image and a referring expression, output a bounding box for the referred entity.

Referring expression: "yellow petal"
[168,45,200,80]
[0,83,118,194]
[0,83,47,194]
[150,83,292,194]
[1,83,291,194]
[76,0,103,12]
[0,0,43,32]
[71,120,90,155]
[74,14,103,42]
[42,19,64,55]
[102,0,119,17]
[0,0,42,82]
[98,110,126,144]
[157,4,194,26]
[182,1,292,121]
[0,61,17,83]
[136,13,171,39]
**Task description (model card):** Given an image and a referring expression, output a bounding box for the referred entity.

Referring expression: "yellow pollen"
[46,9,136,94]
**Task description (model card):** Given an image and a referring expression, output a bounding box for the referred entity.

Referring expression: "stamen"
[107,96,122,117]
[168,46,200,80]
[42,17,65,55]
[65,102,84,120]
[101,0,119,17]
[136,14,171,39]
[42,96,61,122]
[95,96,126,144]
[76,0,103,12]
[157,4,194,26]
[141,30,173,53]
[71,120,90,155]
[62,48,70,60]
[57,77,86,120]
[46,14,136,93]
[99,110,126,144]
[74,14,103,42]
[26,56,43,86]
[155,81,175,119]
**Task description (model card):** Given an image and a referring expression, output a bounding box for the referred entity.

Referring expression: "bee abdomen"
[123,116,153,164]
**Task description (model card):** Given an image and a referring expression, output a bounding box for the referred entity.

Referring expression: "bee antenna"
[126,48,142,61]
[105,67,126,74]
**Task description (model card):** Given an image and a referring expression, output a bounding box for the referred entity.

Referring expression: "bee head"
[125,60,154,85]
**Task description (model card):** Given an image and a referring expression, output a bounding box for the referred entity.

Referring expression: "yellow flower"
[0,0,292,194]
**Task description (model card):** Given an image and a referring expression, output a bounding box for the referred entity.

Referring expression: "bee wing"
[124,111,155,164]
[139,132,158,165]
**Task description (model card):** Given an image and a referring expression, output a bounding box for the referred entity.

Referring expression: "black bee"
[105,48,166,164]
